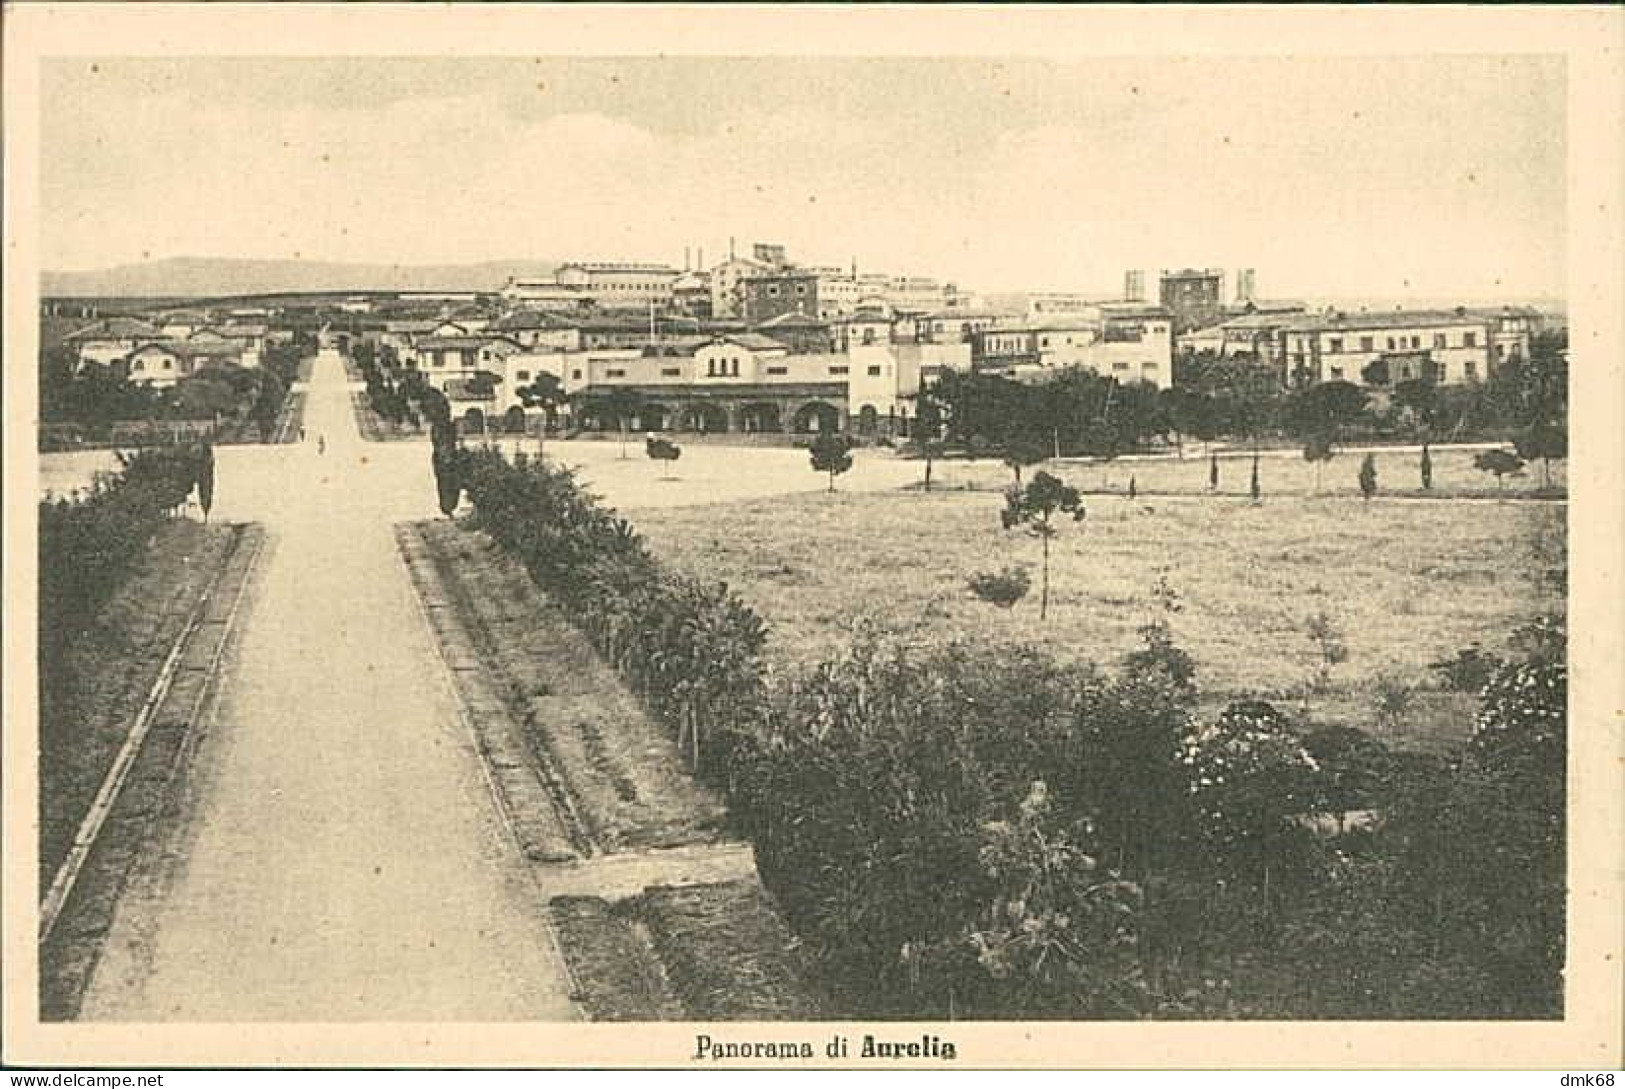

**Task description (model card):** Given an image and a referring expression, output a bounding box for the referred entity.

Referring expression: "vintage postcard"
[3,3,1620,1072]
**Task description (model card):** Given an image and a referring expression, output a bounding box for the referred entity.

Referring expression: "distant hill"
[42,257,561,299]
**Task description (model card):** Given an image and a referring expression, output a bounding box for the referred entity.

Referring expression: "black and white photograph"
[4,3,1621,1073]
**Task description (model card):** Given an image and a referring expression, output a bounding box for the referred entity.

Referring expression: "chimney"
[698,247,704,270]
[729,237,736,260]
[684,246,691,271]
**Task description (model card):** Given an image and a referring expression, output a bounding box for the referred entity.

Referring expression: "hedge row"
[458,446,768,782]
[39,445,215,722]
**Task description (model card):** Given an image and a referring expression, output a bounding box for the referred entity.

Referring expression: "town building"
[123,339,246,389]
[1276,309,1521,387]
[64,316,163,370]
[1159,268,1226,332]
[708,250,777,319]
[554,261,681,311]
[740,268,820,324]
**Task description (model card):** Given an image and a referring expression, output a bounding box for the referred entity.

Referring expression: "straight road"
[81,350,579,1021]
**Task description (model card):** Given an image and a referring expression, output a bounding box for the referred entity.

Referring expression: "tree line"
[919,329,1567,467]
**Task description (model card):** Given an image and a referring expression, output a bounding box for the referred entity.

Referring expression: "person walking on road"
[299,426,306,441]
[317,434,326,456]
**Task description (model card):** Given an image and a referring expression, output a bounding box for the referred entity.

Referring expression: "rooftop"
[712,332,790,352]
[66,316,161,341]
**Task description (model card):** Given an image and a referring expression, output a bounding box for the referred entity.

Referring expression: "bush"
[966,566,1030,609]
[1428,644,1502,693]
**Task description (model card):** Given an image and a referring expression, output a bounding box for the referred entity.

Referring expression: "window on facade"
[1465,360,1478,379]
[606,369,626,378]
[731,360,740,377]
[766,365,787,375]
[1435,334,1448,349]
[866,365,882,376]
[572,369,582,380]
[796,285,806,296]
[1411,336,1422,349]
[1330,366,1344,379]
[707,360,717,376]
[162,359,172,369]
[517,370,531,380]
[1463,332,1477,347]
[662,367,681,377]
[1386,337,1397,350]
[1328,338,1343,353]
[1360,336,1374,352]
[829,365,849,375]
[1113,361,1129,370]
[768,286,779,297]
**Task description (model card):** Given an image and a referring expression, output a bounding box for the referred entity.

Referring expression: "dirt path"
[80,350,579,1021]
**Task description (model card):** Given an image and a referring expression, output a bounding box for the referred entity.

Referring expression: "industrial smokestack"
[684,246,691,271]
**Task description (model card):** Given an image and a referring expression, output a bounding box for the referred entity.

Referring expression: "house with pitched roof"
[64,316,162,370]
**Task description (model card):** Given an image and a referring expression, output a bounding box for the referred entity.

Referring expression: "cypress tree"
[1209,450,1219,491]
[1359,452,1378,502]
[1420,441,1433,491]
[197,442,215,521]
[1250,449,1261,505]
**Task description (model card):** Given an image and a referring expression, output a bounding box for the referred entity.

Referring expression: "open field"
[634,488,1565,751]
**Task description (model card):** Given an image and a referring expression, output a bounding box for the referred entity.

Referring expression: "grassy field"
[634,488,1565,752]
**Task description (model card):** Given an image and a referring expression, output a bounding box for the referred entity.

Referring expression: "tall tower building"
[1124,269,1146,302]
[1236,268,1257,304]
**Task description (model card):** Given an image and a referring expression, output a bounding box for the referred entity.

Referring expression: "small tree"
[1420,441,1433,491]
[600,387,644,459]
[967,566,1031,609]
[1302,433,1335,494]
[1304,609,1349,698]
[646,435,682,478]
[912,389,945,492]
[1249,447,1262,505]
[1208,449,1219,491]
[1001,470,1085,621]
[517,372,566,458]
[1514,421,1566,490]
[196,442,215,521]
[1473,448,1525,491]
[809,432,854,492]
[1358,452,1378,502]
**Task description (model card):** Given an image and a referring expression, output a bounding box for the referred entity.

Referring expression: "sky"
[41,55,1566,299]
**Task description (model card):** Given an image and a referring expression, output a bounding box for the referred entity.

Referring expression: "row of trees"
[918,330,1568,474]
[442,442,1565,1018]
[39,444,218,745]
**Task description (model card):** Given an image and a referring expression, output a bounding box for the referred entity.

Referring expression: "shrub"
[1428,644,1502,693]
[731,628,1180,1017]
[966,566,1030,609]
[1473,448,1525,489]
